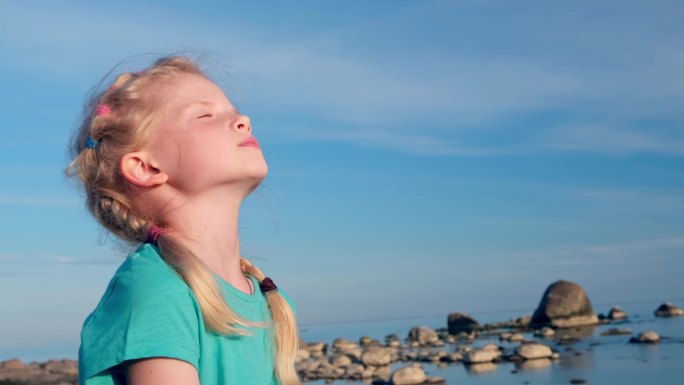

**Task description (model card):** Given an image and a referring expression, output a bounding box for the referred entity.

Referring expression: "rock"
[482,343,499,351]
[463,347,501,363]
[441,352,463,363]
[499,332,512,341]
[557,335,581,345]
[330,354,353,367]
[607,306,628,320]
[600,328,631,336]
[447,312,480,334]
[516,315,532,327]
[376,365,391,381]
[1,358,25,370]
[295,348,310,365]
[534,327,555,338]
[0,358,79,385]
[515,342,553,360]
[390,363,427,385]
[408,326,440,346]
[332,338,362,360]
[654,302,684,317]
[386,333,400,345]
[345,364,364,379]
[509,332,525,342]
[531,280,599,328]
[426,375,446,384]
[629,331,660,344]
[307,341,327,356]
[46,359,78,376]
[360,336,380,347]
[361,366,375,379]
[362,346,392,366]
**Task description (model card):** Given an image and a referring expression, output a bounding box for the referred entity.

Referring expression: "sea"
[299,300,683,385]
[2,300,682,385]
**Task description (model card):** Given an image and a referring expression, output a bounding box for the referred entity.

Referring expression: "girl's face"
[145,73,267,196]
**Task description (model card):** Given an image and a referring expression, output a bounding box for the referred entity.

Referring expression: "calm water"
[301,301,684,385]
[3,301,682,384]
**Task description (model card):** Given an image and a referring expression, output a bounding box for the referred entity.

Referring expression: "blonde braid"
[241,259,300,385]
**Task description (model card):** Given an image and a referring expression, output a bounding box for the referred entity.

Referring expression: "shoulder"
[86,244,197,319]
[80,244,202,382]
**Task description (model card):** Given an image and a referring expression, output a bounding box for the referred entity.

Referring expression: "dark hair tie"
[259,277,278,294]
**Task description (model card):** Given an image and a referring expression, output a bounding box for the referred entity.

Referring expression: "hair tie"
[85,135,99,149]
[147,225,166,245]
[259,277,278,295]
[95,104,112,117]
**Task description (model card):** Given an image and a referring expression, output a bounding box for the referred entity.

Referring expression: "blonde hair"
[66,56,299,385]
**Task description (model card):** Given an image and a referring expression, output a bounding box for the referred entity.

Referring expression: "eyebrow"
[181,101,212,113]
[180,101,238,115]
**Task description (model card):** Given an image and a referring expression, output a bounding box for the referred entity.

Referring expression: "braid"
[241,258,300,385]
[93,193,148,243]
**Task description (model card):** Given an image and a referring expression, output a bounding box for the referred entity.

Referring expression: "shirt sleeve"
[79,267,201,383]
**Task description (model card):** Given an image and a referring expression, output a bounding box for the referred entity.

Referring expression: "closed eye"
[197,113,213,119]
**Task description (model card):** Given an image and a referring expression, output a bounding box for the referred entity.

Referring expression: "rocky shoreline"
[2,280,682,385]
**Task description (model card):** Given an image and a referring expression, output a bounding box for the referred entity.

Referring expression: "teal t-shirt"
[79,243,295,385]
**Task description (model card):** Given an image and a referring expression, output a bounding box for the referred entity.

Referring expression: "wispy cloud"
[0,252,119,266]
[0,194,79,207]
[3,2,683,157]
[537,123,684,156]
[483,235,684,267]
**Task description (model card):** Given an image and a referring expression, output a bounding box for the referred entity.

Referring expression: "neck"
[160,187,251,293]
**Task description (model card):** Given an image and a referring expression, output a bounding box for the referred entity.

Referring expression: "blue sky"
[1,0,683,358]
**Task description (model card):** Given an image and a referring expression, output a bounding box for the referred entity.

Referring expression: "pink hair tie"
[147,225,166,245]
[107,84,118,92]
[95,104,112,117]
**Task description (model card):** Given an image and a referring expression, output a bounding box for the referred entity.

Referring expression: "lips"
[238,137,260,148]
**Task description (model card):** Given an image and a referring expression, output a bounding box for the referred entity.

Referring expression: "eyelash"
[197,113,212,119]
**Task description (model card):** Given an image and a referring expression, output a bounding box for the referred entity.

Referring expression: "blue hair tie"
[86,135,99,149]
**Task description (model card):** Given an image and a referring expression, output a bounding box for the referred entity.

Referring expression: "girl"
[67,56,299,385]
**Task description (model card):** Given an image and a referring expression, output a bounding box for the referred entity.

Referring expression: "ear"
[120,151,169,188]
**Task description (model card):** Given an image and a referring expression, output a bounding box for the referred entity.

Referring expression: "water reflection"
[555,325,597,340]
[516,358,552,371]
[559,349,595,370]
[465,362,498,375]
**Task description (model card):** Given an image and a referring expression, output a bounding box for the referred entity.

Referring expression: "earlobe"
[120,152,169,188]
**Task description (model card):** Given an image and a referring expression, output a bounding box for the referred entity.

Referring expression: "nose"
[230,114,251,133]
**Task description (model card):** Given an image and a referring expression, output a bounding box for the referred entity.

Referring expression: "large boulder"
[654,302,684,317]
[531,280,599,328]
[447,312,479,334]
